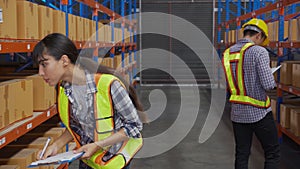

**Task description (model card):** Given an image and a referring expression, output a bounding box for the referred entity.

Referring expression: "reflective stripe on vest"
[58,74,143,169]
[222,43,271,108]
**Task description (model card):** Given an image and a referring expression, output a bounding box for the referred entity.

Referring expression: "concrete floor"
[69,86,300,169]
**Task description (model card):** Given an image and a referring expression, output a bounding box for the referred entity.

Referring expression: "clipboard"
[28,151,84,168]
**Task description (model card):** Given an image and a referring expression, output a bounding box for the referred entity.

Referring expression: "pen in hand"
[39,137,51,159]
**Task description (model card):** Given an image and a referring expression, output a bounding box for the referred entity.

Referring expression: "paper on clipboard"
[271,65,282,74]
[27,151,84,168]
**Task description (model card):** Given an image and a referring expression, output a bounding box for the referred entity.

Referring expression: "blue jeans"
[232,112,280,169]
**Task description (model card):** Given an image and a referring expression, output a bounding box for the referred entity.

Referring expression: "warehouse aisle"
[131,86,251,169]
[69,86,300,169]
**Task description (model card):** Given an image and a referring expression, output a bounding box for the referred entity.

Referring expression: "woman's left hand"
[73,142,102,159]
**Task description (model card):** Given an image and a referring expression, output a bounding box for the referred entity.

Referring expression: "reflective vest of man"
[58,73,143,169]
[222,42,271,108]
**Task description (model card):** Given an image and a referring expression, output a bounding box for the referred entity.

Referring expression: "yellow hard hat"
[242,18,269,46]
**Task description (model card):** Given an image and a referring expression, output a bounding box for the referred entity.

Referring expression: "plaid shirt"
[62,70,142,168]
[227,38,276,123]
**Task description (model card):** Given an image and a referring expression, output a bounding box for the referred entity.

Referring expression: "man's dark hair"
[243,29,266,40]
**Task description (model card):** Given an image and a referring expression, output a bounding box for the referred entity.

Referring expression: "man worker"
[222,18,280,169]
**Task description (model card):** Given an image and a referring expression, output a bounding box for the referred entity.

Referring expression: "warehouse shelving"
[0,0,138,168]
[0,105,57,149]
[278,83,300,96]
[0,41,135,54]
[0,0,137,77]
[216,0,300,145]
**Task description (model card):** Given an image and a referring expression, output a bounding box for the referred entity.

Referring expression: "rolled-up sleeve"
[256,48,276,91]
[110,81,142,138]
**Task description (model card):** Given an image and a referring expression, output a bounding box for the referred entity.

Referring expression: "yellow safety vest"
[58,74,143,169]
[222,43,271,108]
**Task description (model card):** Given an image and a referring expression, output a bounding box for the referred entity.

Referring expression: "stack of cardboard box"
[280,61,300,85]
[0,126,66,169]
[0,75,56,129]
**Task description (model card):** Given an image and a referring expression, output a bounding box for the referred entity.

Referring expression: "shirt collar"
[237,38,254,44]
[61,69,97,97]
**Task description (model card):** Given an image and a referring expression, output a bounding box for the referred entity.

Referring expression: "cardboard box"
[7,136,53,149]
[76,16,84,41]
[228,30,232,43]
[26,127,65,154]
[0,165,20,169]
[292,64,300,88]
[125,53,130,66]
[0,148,38,169]
[290,109,300,137]
[16,79,33,121]
[98,57,103,65]
[0,84,4,129]
[0,81,16,126]
[0,75,58,114]
[131,54,135,64]
[114,28,123,43]
[104,24,112,42]
[98,22,105,42]
[114,28,118,43]
[0,0,17,38]
[26,127,65,140]
[26,75,56,111]
[280,61,300,85]
[267,22,273,41]
[237,28,243,40]
[68,14,76,41]
[270,96,300,121]
[17,1,38,39]
[232,30,236,43]
[103,58,113,68]
[224,31,228,43]
[124,29,129,43]
[284,21,289,39]
[28,137,54,150]
[124,28,129,43]
[0,79,33,126]
[114,55,122,69]
[289,19,300,41]
[280,104,300,128]
[83,18,90,41]
[38,5,53,39]
[273,21,278,41]
[53,9,66,35]
[89,20,96,41]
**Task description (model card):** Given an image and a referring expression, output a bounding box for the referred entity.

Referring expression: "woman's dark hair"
[32,33,143,112]
[33,33,79,64]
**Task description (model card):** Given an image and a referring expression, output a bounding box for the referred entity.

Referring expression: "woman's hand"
[37,143,59,160]
[73,142,103,159]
